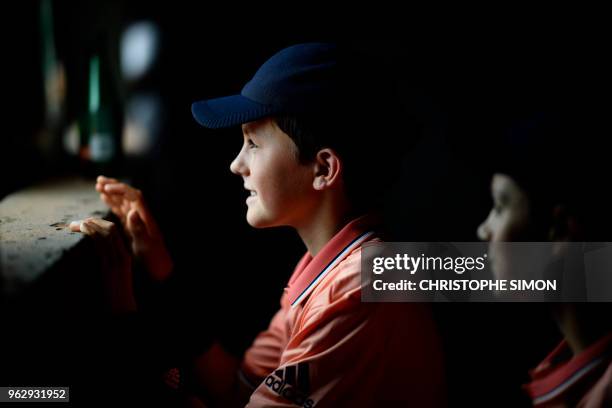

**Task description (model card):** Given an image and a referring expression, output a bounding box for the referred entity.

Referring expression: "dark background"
[2,2,606,406]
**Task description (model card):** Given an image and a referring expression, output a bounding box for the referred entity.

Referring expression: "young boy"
[477,109,612,407]
[73,43,446,407]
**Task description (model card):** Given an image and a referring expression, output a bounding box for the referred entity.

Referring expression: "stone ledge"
[0,177,108,298]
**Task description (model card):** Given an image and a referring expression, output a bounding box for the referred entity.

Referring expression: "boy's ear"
[312,148,342,191]
[549,204,583,242]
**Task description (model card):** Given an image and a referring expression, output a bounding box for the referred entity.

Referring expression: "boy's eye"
[493,204,503,215]
[247,139,258,149]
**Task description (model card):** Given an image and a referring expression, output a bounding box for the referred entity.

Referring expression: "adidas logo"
[264,362,315,407]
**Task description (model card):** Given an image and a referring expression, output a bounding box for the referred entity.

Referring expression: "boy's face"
[477,173,531,243]
[477,173,532,279]
[230,118,317,228]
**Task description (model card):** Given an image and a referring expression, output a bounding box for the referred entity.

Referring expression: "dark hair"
[274,104,419,215]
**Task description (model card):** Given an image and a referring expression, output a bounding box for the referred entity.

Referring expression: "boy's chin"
[246,211,274,229]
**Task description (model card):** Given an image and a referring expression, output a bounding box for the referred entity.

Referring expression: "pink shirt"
[241,216,446,407]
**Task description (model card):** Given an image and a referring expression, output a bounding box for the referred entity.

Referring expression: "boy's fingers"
[104,183,142,201]
[78,221,95,235]
[96,175,119,192]
[80,221,117,262]
[103,183,128,194]
[82,219,107,237]
[86,217,115,230]
[69,221,82,232]
[69,219,129,271]
[97,175,119,184]
[127,209,147,238]
[121,201,131,214]
[69,220,102,236]
[99,183,156,236]
[104,184,154,229]
[83,220,126,256]
[87,219,127,251]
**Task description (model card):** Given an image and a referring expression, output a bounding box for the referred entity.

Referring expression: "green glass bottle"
[81,38,123,177]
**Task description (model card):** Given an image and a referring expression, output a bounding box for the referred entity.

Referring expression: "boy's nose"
[230,152,247,176]
[229,157,240,175]
[477,220,490,241]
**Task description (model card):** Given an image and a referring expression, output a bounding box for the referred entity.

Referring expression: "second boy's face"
[230,118,317,228]
[477,173,532,280]
[477,173,531,243]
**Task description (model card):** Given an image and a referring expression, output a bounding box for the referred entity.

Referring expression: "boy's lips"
[244,186,257,203]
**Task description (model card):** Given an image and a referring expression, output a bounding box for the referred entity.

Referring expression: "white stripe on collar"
[291,231,375,308]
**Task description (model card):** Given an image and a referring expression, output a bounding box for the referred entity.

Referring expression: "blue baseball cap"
[191,43,342,129]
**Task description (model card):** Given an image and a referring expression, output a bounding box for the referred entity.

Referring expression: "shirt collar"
[286,214,380,307]
[525,332,612,404]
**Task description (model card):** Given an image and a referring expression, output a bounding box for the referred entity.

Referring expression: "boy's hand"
[69,218,137,313]
[163,367,181,390]
[96,175,173,281]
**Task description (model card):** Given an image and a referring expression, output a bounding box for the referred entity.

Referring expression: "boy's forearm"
[141,248,174,281]
[190,342,252,407]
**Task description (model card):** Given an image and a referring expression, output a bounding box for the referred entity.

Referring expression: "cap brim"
[191,94,275,129]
